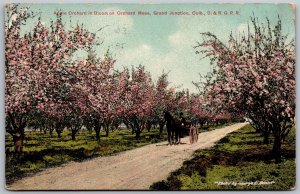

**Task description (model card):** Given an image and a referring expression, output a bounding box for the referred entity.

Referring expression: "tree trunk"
[12,132,24,153]
[94,120,102,143]
[49,128,54,137]
[200,122,204,128]
[104,123,109,137]
[263,129,270,144]
[255,127,261,133]
[272,133,282,163]
[146,122,151,132]
[159,123,164,135]
[95,127,100,142]
[128,121,140,139]
[56,129,62,138]
[263,135,269,144]
[7,113,26,153]
[105,129,109,137]
[135,129,141,139]
[71,130,77,141]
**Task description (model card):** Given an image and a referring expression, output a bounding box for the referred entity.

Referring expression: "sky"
[17,3,295,93]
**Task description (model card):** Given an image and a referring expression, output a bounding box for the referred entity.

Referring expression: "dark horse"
[164,111,183,144]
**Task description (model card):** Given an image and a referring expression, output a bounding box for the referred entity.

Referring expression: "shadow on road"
[156,142,188,146]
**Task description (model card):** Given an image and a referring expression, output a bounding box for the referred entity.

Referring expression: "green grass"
[6,128,167,184]
[150,125,295,190]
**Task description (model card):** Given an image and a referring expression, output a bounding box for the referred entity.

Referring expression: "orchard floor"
[7,122,247,190]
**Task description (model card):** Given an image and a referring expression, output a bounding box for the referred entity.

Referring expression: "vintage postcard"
[5,3,295,190]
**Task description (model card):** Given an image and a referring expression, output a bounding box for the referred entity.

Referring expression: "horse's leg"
[171,129,175,145]
[179,127,182,144]
[174,127,179,144]
[171,129,174,144]
[189,128,192,144]
[174,128,178,144]
[167,129,171,145]
[178,127,181,144]
[193,129,196,143]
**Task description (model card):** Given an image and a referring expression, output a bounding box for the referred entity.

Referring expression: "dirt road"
[7,122,247,190]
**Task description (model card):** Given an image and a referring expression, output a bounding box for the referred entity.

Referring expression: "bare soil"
[7,122,247,190]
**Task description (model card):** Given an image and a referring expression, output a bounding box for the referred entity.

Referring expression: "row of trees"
[196,16,295,163]
[5,5,236,153]
[8,5,294,165]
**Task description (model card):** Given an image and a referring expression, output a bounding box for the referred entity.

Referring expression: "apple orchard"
[5,5,295,163]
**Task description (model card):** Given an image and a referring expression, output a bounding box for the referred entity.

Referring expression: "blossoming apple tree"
[196,16,295,162]
[120,65,155,139]
[5,4,94,150]
[73,49,120,141]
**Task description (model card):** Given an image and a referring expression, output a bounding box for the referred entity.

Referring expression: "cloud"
[115,14,247,93]
[116,41,202,93]
[168,31,189,46]
[115,17,208,93]
[119,44,153,65]
[116,43,168,82]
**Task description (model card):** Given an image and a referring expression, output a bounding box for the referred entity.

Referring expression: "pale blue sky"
[18,3,295,93]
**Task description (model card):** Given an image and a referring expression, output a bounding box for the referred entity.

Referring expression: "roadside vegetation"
[150,125,295,190]
[6,128,167,184]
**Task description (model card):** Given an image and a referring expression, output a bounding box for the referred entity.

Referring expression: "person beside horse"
[164,111,198,145]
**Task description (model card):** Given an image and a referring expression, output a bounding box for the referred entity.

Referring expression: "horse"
[164,111,188,145]
[164,111,176,144]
